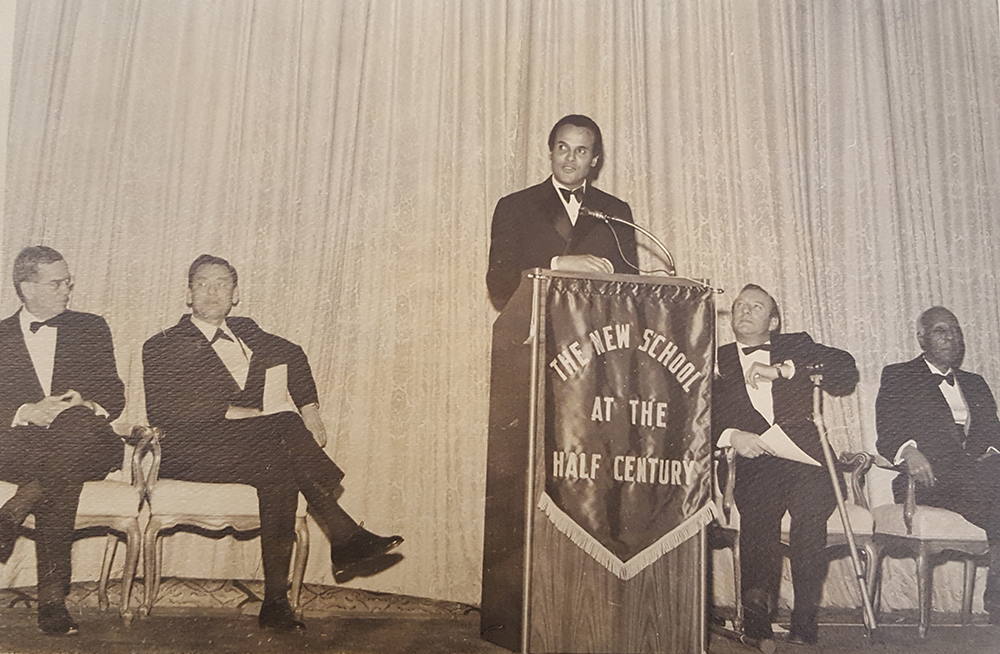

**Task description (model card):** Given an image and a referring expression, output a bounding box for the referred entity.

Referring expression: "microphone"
[580,206,677,276]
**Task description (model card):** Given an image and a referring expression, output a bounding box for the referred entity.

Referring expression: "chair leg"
[916,544,930,638]
[961,558,977,626]
[732,532,743,634]
[119,520,140,625]
[97,534,118,612]
[141,518,162,617]
[290,516,310,611]
[866,541,884,621]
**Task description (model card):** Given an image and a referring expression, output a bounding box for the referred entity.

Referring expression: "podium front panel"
[482,271,714,654]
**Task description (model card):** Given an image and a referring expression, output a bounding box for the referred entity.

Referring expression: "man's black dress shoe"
[785,628,819,645]
[0,513,18,564]
[37,602,79,636]
[330,527,403,581]
[258,599,306,633]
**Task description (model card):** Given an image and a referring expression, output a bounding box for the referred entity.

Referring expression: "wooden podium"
[481,270,710,654]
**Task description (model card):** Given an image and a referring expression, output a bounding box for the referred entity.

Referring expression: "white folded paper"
[262,364,298,415]
[759,423,821,466]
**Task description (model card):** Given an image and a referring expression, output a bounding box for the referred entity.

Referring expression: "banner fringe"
[538,492,718,580]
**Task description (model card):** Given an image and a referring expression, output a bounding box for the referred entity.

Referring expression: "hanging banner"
[539,276,715,580]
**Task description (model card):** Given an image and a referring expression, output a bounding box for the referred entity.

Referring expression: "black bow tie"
[933,371,955,386]
[210,329,233,345]
[741,343,771,355]
[29,316,61,333]
[559,187,584,203]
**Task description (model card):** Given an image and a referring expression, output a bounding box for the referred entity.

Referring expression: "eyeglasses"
[29,277,74,292]
[190,280,234,292]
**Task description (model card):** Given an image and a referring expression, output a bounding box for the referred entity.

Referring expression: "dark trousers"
[159,412,357,600]
[0,407,122,603]
[735,456,836,637]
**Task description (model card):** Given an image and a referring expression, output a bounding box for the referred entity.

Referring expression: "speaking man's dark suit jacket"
[875,356,1000,537]
[712,332,858,636]
[0,309,124,599]
[486,177,639,311]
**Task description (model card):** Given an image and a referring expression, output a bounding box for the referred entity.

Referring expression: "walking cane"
[810,366,878,637]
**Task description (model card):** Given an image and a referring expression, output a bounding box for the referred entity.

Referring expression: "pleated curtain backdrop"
[2,0,999,610]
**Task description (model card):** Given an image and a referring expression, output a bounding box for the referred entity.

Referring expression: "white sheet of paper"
[262,364,298,415]
[760,423,821,466]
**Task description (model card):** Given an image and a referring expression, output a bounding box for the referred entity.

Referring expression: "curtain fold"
[2,0,998,609]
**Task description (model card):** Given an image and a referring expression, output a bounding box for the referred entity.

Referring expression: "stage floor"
[0,580,998,653]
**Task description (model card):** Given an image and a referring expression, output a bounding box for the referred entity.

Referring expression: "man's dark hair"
[735,283,782,337]
[548,114,604,179]
[188,254,238,287]
[13,246,64,302]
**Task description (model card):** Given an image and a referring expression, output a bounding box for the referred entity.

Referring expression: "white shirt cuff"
[717,428,737,449]
[893,440,918,465]
[11,404,30,427]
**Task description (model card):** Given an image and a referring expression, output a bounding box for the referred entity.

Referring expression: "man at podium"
[486,114,638,311]
[713,284,858,646]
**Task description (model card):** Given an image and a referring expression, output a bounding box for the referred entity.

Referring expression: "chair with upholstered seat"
[779,451,877,592]
[0,430,146,624]
[870,468,988,637]
[711,450,876,637]
[137,426,310,617]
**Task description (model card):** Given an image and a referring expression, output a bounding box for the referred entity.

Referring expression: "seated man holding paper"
[875,306,1000,623]
[142,254,402,633]
[712,284,858,646]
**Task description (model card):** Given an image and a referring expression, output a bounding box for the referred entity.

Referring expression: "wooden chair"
[870,467,988,637]
[0,430,146,624]
[136,426,310,617]
[779,451,877,593]
[711,449,876,634]
[709,448,745,633]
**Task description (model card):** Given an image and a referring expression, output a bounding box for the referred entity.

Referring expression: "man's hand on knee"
[900,446,936,487]
[731,430,777,459]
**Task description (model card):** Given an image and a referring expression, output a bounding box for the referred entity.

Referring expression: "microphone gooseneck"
[580,207,677,276]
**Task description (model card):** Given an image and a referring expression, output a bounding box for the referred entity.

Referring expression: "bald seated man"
[876,306,1000,623]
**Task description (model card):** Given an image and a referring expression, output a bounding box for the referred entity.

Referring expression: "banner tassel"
[538,491,717,580]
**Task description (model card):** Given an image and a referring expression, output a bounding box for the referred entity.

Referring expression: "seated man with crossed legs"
[142,254,402,633]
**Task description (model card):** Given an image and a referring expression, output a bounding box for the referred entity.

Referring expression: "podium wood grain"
[528,518,703,653]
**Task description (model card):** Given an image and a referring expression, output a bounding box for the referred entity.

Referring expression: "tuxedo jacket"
[875,356,1000,480]
[142,314,319,440]
[486,176,639,311]
[0,309,125,430]
[713,332,859,463]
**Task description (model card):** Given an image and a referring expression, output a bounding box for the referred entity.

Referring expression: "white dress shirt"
[552,177,586,226]
[893,358,969,462]
[716,342,773,448]
[20,308,57,397]
[190,315,253,390]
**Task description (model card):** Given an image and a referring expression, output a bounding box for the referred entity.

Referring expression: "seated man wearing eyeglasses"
[0,246,125,635]
[142,254,402,634]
